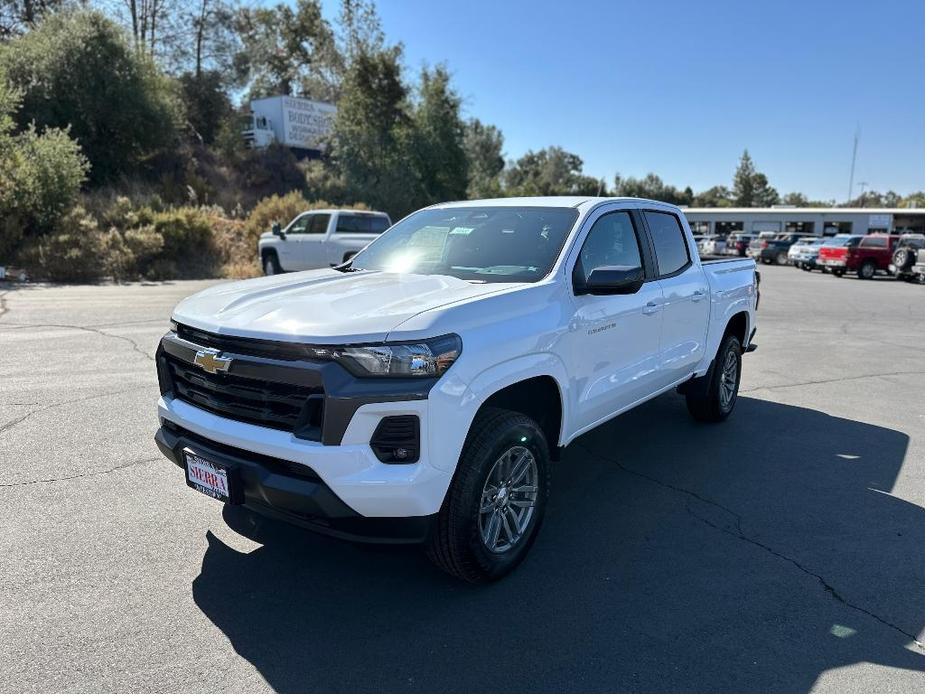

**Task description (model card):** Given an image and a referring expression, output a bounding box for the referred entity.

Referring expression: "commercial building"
[682,207,925,237]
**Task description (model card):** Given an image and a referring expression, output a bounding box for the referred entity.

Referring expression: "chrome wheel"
[719,348,738,411]
[479,446,538,554]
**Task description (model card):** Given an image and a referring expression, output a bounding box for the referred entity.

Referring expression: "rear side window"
[644,211,690,276]
[336,214,390,234]
[860,237,887,248]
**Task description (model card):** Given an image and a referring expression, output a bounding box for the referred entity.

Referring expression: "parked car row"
[698,230,925,283]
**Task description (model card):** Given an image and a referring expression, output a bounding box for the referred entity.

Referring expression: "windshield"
[349,206,580,282]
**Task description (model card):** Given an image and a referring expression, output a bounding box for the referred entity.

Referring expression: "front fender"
[427,353,569,474]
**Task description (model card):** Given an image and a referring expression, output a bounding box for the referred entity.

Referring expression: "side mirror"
[577,265,644,296]
[272,222,285,239]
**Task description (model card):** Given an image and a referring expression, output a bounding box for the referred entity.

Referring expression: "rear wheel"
[685,334,742,423]
[858,260,876,280]
[426,408,549,583]
[776,252,788,265]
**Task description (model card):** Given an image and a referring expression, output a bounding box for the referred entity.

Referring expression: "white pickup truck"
[258,208,392,274]
[156,197,758,582]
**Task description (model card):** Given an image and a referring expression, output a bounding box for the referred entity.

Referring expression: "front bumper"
[156,419,436,543]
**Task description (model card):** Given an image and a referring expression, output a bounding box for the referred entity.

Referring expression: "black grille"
[176,323,317,361]
[370,416,420,464]
[164,354,323,439]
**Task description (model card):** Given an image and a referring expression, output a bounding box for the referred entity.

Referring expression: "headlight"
[331,334,461,378]
[169,319,179,333]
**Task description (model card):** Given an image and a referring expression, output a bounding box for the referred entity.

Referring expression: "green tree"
[780,192,833,207]
[845,190,902,208]
[464,118,504,199]
[179,71,232,144]
[613,173,693,205]
[692,185,733,207]
[0,0,75,39]
[504,146,601,197]
[732,149,779,207]
[233,0,338,99]
[0,11,182,183]
[0,68,88,257]
[327,43,415,216]
[409,65,468,207]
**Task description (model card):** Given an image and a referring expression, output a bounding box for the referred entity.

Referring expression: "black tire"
[262,251,283,275]
[833,269,845,277]
[776,252,788,266]
[426,408,550,583]
[685,334,742,423]
[858,260,876,280]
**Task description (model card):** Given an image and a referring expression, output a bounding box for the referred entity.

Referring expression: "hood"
[172,269,512,343]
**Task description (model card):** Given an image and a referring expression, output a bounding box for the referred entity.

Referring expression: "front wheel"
[776,252,789,265]
[426,408,549,583]
[262,251,283,276]
[685,334,742,423]
[858,260,877,280]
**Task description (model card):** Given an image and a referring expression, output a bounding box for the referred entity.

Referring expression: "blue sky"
[320,0,924,201]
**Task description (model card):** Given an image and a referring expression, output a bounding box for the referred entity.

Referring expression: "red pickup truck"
[818,234,899,279]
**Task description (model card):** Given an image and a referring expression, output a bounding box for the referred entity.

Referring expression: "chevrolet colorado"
[155,197,759,582]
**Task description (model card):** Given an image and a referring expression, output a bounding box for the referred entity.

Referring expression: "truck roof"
[302,209,390,216]
[430,196,678,211]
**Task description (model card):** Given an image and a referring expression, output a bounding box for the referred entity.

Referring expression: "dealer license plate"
[185,450,233,503]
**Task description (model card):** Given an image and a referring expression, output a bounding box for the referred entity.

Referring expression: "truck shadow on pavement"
[193,395,925,693]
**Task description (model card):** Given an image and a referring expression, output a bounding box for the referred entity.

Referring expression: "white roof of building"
[682,207,924,215]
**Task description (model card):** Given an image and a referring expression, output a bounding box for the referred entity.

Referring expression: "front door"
[566,209,665,434]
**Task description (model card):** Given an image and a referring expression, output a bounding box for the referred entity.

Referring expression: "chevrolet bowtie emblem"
[193,348,232,374]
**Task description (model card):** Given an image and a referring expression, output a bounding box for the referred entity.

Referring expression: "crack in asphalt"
[742,369,925,394]
[0,384,157,438]
[0,456,160,488]
[0,321,156,361]
[577,443,925,652]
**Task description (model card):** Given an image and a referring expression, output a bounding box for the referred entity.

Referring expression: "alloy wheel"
[719,349,738,411]
[478,446,538,554]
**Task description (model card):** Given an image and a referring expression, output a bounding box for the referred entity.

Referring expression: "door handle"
[691,290,706,302]
[642,302,661,315]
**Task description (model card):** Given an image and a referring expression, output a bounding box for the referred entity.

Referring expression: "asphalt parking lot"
[2,266,924,693]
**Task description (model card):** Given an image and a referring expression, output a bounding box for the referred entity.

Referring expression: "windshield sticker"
[449,227,474,236]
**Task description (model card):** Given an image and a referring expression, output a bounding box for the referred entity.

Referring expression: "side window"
[287,214,310,234]
[860,237,886,248]
[336,214,366,233]
[308,214,330,234]
[575,211,643,284]
[644,211,690,276]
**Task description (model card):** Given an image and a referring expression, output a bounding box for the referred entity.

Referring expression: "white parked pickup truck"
[258,208,392,274]
[156,197,759,582]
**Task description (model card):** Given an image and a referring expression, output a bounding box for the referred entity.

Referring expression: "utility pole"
[847,126,859,203]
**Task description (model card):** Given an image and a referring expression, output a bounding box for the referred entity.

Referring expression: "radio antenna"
[847,125,860,203]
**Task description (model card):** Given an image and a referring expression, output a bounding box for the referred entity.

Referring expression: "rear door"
[642,209,711,387]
